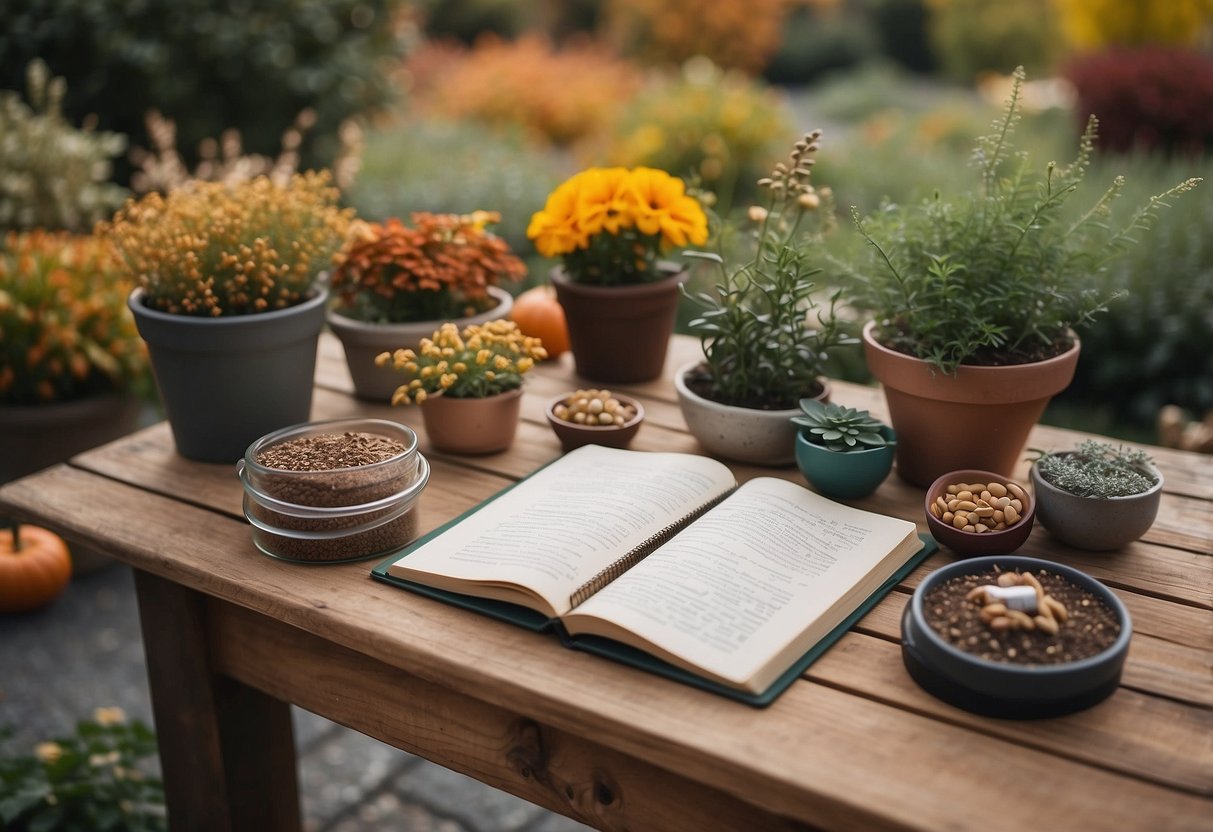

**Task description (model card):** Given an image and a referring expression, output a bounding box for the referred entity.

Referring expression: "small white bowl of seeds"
[238,418,429,563]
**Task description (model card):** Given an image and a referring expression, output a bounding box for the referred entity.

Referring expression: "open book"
[373,445,932,705]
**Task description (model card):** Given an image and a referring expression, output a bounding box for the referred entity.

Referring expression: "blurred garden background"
[3,0,1213,445]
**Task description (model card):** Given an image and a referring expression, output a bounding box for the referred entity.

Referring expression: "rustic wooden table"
[1,334,1210,831]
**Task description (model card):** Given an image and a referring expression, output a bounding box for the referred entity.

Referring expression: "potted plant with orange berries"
[675,131,852,466]
[0,230,149,486]
[527,166,708,382]
[328,211,527,401]
[103,172,352,462]
[378,319,547,454]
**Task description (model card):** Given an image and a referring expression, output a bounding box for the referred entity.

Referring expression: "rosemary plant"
[1032,440,1158,498]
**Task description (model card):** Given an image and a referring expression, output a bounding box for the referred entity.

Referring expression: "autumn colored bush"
[1066,47,1213,155]
[603,0,786,74]
[411,35,642,146]
[1053,0,1213,50]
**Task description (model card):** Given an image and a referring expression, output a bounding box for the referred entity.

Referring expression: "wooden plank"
[135,571,301,832]
[805,629,1213,795]
[4,466,1211,830]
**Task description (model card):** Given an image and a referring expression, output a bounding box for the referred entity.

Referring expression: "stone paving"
[0,561,592,832]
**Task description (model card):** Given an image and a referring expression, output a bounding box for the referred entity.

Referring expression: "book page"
[387,445,736,618]
[561,477,919,692]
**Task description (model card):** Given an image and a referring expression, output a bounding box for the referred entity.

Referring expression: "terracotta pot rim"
[550,265,687,298]
[862,320,1080,374]
[424,386,524,404]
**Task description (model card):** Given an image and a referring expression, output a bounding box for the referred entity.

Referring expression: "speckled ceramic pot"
[1030,458,1163,551]
[674,361,829,467]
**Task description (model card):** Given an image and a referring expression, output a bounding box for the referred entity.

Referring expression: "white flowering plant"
[0,707,165,831]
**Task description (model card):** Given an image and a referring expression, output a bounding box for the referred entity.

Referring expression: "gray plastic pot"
[1029,458,1163,551]
[901,555,1131,719]
[129,287,327,463]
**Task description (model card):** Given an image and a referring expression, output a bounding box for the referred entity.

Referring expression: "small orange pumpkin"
[0,524,72,613]
[510,285,570,359]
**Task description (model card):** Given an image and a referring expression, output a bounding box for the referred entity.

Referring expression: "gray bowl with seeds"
[901,555,1132,719]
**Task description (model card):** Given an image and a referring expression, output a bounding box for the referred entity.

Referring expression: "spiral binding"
[567,486,737,609]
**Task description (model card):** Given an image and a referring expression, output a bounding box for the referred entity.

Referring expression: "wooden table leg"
[134,570,301,832]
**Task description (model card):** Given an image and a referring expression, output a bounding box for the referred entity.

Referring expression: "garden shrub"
[346,118,571,254]
[1065,47,1213,156]
[0,61,127,233]
[411,35,642,147]
[928,0,1060,84]
[603,0,786,74]
[1054,0,1213,50]
[599,61,794,212]
[0,0,407,184]
[763,4,880,86]
[864,0,936,73]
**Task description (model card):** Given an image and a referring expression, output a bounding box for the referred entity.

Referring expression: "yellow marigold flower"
[476,348,492,365]
[440,373,457,388]
[453,362,467,373]
[484,370,496,381]
[414,389,427,403]
[627,167,709,248]
[516,357,534,373]
[493,354,511,370]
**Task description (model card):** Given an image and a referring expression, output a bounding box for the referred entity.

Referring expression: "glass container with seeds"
[238,418,428,563]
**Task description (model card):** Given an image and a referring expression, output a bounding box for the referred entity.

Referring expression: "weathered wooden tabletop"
[1,333,1210,831]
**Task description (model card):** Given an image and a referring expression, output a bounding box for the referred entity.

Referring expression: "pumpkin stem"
[9,522,19,553]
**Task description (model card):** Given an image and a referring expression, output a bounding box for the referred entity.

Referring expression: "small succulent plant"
[792,400,889,452]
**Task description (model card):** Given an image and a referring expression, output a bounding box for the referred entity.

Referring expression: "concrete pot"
[862,321,1080,488]
[129,287,326,464]
[674,361,829,467]
[327,286,513,402]
[1030,458,1163,551]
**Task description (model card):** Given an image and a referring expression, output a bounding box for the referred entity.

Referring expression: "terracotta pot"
[674,361,829,466]
[130,287,327,463]
[418,388,523,455]
[551,267,684,383]
[862,321,1080,488]
[1030,458,1163,551]
[327,286,513,402]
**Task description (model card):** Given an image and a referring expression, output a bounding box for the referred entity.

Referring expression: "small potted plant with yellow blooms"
[527,166,708,382]
[378,319,547,454]
[328,211,526,401]
[103,172,352,462]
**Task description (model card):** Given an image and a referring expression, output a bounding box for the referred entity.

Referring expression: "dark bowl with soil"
[901,555,1131,719]
[238,418,429,563]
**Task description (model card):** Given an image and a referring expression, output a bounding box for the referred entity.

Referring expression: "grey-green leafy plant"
[0,714,165,832]
[684,131,853,410]
[0,60,128,233]
[845,66,1200,375]
[792,399,889,452]
[1031,440,1158,498]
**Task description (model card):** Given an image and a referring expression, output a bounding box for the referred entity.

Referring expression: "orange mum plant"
[0,231,147,404]
[331,211,526,324]
[527,167,708,285]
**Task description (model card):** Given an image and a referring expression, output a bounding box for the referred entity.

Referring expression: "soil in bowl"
[923,566,1120,665]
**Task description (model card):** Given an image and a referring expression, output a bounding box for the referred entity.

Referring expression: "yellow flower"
[94,706,126,726]
[527,178,588,257]
[572,167,633,237]
[626,167,709,248]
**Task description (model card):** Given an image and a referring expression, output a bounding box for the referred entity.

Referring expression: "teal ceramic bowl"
[794,426,897,500]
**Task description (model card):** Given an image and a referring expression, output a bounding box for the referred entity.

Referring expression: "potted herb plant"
[328,211,526,401]
[792,400,895,499]
[846,67,1199,487]
[0,231,148,484]
[527,166,708,382]
[104,172,352,462]
[1029,440,1163,551]
[378,319,547,454]
[676,131,851,466]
